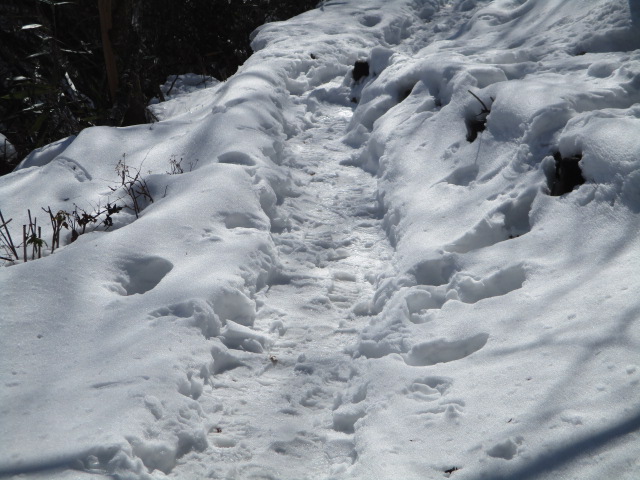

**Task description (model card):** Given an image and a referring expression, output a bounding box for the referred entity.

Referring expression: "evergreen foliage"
[0,0,318,174]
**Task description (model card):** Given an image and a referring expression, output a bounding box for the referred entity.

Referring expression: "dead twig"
[0,209,19,261]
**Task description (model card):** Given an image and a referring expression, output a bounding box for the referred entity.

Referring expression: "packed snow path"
[168,88,395,478]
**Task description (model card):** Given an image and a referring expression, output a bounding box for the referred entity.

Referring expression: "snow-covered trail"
[2,0,640,478]
[167,87,394,478]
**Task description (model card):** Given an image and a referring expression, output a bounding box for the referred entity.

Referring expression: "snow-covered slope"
[1,0,639,479]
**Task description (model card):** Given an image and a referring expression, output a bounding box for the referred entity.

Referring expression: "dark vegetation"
[444,466,460,476]
[0,153,184,264]
[0,0,318,175]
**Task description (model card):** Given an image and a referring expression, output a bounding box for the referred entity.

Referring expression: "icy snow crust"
[1,0,640,478]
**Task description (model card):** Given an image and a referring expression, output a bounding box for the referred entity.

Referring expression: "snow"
[1,0,639,478]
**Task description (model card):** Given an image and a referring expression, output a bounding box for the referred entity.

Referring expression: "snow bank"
[340,0,640,478]
[0,28,298,477]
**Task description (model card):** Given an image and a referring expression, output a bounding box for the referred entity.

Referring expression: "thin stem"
[467,89,490,113]
[0,210,18,259]
[23,225,27,263]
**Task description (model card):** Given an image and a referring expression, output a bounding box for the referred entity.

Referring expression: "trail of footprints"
[385,163,536,467]
[130,87,534,477]
[360,179,535,368]
[155,100,395,477]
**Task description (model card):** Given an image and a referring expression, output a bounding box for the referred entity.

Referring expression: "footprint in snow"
[405,376,464,421]
[486,437,524,460]
[111,256,173,296]
[445,188,536,254]
[404,333,489,367]
[328,271,361,308]
[448,264,527,304]
[405,376,452,402]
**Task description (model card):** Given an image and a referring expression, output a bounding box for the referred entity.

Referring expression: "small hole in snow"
[550,152,585,196]
[465,90,492,143]
[353,60,370,82]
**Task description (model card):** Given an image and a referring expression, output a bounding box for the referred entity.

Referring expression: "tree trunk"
[99,0,118,103]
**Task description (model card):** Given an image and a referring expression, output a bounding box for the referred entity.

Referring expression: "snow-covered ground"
[1,0,640,478]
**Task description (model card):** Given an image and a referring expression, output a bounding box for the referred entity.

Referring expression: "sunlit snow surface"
[1,0,640,479]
